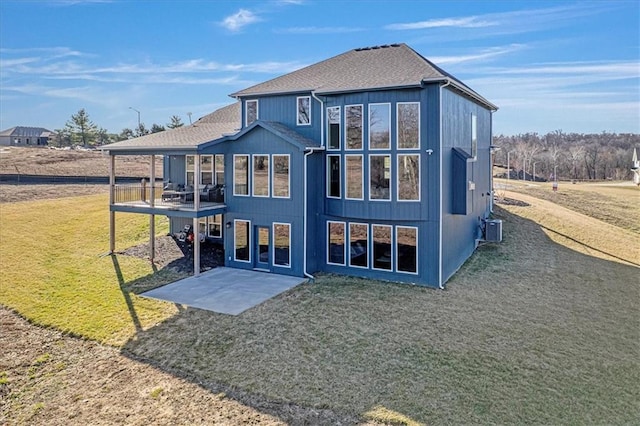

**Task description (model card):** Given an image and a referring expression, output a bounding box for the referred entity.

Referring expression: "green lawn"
[1,190,639,424]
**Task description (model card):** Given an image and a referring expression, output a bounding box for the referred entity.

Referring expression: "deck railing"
[113,183,164,204]
[112,183,222,210]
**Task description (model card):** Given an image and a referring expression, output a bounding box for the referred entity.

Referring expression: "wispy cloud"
[47,0,113,5]
[275,26,365,34]
[386,16,494,30]
[220,9,262,32]
[429,44,526,65]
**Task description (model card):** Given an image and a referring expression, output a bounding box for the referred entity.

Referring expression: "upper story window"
[186,155,223,186]
[345,105,363,150]
[215,154,225,185]
[327,106,341,150]
[369,154,391,201]
[397,154,420,201]
[245,100,258,126]
[234,154,249,196]
[368,103,391,150]
[327,155,341,198]
[471,113,477,160]
[345,154,363,200]
[397,102,420,149]
[297,96,311,126]
[272,155,290,198]
[252,154,270,197]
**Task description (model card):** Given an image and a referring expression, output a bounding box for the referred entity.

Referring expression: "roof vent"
[390,43,401,47]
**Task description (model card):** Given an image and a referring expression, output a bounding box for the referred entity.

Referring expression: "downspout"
[438,78,452,290]
[303,146,325,280]
[311,91,325,147]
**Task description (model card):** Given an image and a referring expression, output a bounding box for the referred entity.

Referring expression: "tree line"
[50,109,186,147]
[493,131,640,181]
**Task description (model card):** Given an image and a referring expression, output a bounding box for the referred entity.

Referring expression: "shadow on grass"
[114,206,640,425]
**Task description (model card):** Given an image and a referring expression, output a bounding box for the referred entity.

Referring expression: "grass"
[1,186,639,424]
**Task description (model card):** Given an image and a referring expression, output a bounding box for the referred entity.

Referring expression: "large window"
[186,155,218,186]
[345,155,363,200]
[345,105,363,150]
[252,155,269,197]
[327,106,341,150]
[369,155,391,200]
[396,226,417,274]
[199,214,223,238]
[369,103,391,150]
[397,154,420,201]
[349,223,368,268]
[272,155,290,198]
[297,96,311,126]
[245,100,258,126]
[186,155,195,186]
[200,155,214,185]
[234,220,250,262]
[471,113,477,159]
[273,223,291,267]
[215,154,225,185]
[327,155,341,198]
[372,225,392,271]
[397,102,420,149]
[234,155,249,196]
[327,221,345,265]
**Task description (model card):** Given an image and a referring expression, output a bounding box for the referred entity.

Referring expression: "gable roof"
[230,43,496,110]
[0,126,54,137]
[212,120,321,151]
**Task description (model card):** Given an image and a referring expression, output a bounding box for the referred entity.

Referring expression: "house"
[103,43,498,288]
[0,126,55,146]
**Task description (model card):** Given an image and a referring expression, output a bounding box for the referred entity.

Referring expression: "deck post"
[149,155,155,262]
[194,154,200,211]
[109,154,116,253]
[193,217,200,276]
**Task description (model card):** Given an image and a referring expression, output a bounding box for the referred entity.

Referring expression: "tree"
[96,127,110,145]
[52,128,72,147]
[135,123,149,137]
[65,108,97,147]
[167,115,184,129]
[150,123,165,134]
[118,128,135,141]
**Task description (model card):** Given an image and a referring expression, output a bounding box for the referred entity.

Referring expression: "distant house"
[0,126,55,146]
[102,43,498,288]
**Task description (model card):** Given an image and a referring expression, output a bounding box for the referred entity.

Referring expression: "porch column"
[193,154,200,211]
[109,154,116,253]
[149,155,155,262]
[193,217,200,276]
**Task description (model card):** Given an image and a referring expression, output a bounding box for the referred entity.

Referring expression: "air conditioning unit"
[485,219,503,242]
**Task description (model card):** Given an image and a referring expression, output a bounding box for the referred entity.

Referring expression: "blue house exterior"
[104,44,497,288]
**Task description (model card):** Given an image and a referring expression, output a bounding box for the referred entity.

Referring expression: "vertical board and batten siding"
[440,87,493,282]
[166,155,187,184]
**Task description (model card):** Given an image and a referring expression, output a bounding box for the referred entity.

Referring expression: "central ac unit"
[485,219,503,242]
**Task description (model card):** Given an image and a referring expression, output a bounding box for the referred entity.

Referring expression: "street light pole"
[129,107,141,129]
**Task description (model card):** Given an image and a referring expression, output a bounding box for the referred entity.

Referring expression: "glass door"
[255,226,270,270]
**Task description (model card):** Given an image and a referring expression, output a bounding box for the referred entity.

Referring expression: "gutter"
[423,77,498,112]
[303,146,325,281]
[310,91,325,147]
[438,79,452,290]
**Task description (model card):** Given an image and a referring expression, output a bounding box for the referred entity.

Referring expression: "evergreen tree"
[65,108,97,147]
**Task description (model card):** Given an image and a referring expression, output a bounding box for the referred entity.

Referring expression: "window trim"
[368,102,391,150]
[345,154,364,201]
[245,99,258,127]
[233,154,250,197]
[271,154,291,199]
[397,154,421,202]
[368,154,392,201]
[344,104,364,151]
[372,224,393,272]
[326,106,341,151]
[272,222,291,268]
[234,219,251,263]
[395,225,419,275]
[396,102,421,150]
[209,214,223,238]
[326,154,341,199]
[296,96,311,126]
[252,154,270,198]
[348,222,369,269]
[326,221,346,266]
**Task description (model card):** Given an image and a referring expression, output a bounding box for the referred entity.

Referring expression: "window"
[396,226,417,274]
[215,154,225,185]
[327,106,341,150]
[345,155,363,200]
[397,154,420,201]
[252,154,269,197]
[471,113,477,159]
[200,155,214,185]
[234,155,249,196]
[273,223,291,267]
[199,215,222,238]
[234,220,250,262]
[327,221,345,265]
[345,105,363,150]
[349,223,368,268]
[245,100,258,126]
[397,102,420,149]
[272,154,290,198]
[186,155,195,186]
[372,225,392,271]
[297,96,311,126]
[327,155,341,198]
[369,103,391,149]
[369,155,391,200]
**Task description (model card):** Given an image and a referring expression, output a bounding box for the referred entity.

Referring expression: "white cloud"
[275,26,365,34]
[220,9,261,32]
[429,44,526,65]
[386,16,495,30]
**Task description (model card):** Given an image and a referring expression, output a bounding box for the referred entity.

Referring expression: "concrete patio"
[141,267,307,315]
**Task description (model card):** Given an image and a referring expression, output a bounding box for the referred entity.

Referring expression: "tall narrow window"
[273,223,291,267]
[471,114,477,159]
[234,220,250,262]
[252,155,269,197]
[234,155,249,196]
[209,214,222,238]
[345,155,363,200]
[369,155,391,200]
[186,155,195,186]
[369,103,391,149]
[396,226,418,274]
[372,225,392,271]
[200,155,213,185]
[327,106,341,150]
[297,96,311,126]
[215,154,224,185]
[327,221,345,265]
[397,154,420,201]
[327,155,341,198]
[272,154,290,198]
[245,100,258,126]
[349,223,368,268]
[345,105,363,150]
[397,102,420,149]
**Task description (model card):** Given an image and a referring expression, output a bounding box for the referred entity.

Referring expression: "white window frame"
[234,219,251,263]
[245,99,258,127]
[272,222,291,268]
[348,222,369,269]
[271,154,290,199]
[326,154,341,199]
[368,103,391,150]
[326,221,346,266]
[296,96,311,126]
[395,225,418,275]
[209,214,223,238]
[326,106,341,150]
[372,224,393,272]
[345,104,363,151]
[368,154,392,201]
[233,154,250,197]
[214,154,225,185]
[199,155,214,186]
[396,102,421,150]
[397,154,421,202]
[186,155,195,186]
[345,154,364,201]
[252,154,270,198]
[471,113,477,161]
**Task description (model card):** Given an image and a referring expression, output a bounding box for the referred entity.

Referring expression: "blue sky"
[1,0,638,135]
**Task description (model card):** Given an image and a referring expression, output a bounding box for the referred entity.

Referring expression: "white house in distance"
[0,126,55,146]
